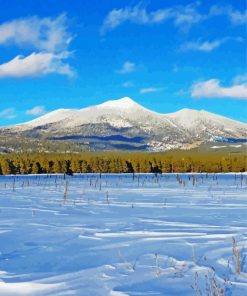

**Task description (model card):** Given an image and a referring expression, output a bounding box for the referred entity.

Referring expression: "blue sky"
[0,0,246,125]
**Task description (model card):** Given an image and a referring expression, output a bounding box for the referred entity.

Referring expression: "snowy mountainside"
[1,97,246,152]
[166,108,247,141]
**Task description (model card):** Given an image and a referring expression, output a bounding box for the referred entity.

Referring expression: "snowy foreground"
[0,174,246,296]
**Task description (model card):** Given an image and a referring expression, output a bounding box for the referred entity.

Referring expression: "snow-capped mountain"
[166,108,247,140]
[1,97,247,152]
[23,97,166,129]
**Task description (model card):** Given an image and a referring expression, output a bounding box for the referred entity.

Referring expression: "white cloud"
[233,73,247,84]
[0,108,16,119]
[101,3,247,34]
[210,5,247,25]
[181,39,225,52]
[0,15,74,79]
[191,79,247,100]
[122,81,134,88]
[0,52,74,78]
[26,106,46,116]
[101,3,203,34]
[140,87,162,94]
[117,61,136,74]
[181,37,243,52]
[173,3,204,28]
[0,14,72,52]
[229,9,247,25]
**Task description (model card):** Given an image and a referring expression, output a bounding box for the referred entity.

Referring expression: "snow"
[99,97,137,109]
[211,145,227,149]
[230,144,242,148]
[0,281,63,295]
[211,144,243,149]
[166,108,246,130]
[56,97,162,129]
[23,97,151,129]
[22,109,77,128]
[101,117,133,128]
[8,98,247,148]
[0,173,246,295]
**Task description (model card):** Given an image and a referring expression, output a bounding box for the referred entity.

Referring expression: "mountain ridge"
[1,97,246,152]
[15,97,247,127]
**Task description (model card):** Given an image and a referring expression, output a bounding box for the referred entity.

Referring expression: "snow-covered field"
[0,173,246,296]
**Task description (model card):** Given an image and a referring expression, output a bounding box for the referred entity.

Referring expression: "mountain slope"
[166,108,247,140]
[23,109,78,128]
[1,97,246,152]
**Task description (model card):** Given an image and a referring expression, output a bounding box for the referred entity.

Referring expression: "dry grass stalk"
[232,237,241,275]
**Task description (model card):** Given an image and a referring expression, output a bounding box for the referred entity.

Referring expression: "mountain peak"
[3,96,247,152]
[99,97,138,109]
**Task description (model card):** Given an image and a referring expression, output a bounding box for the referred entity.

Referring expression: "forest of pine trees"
[0,151,246,175]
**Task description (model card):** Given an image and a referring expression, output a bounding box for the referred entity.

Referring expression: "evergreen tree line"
[0,152,246,175]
